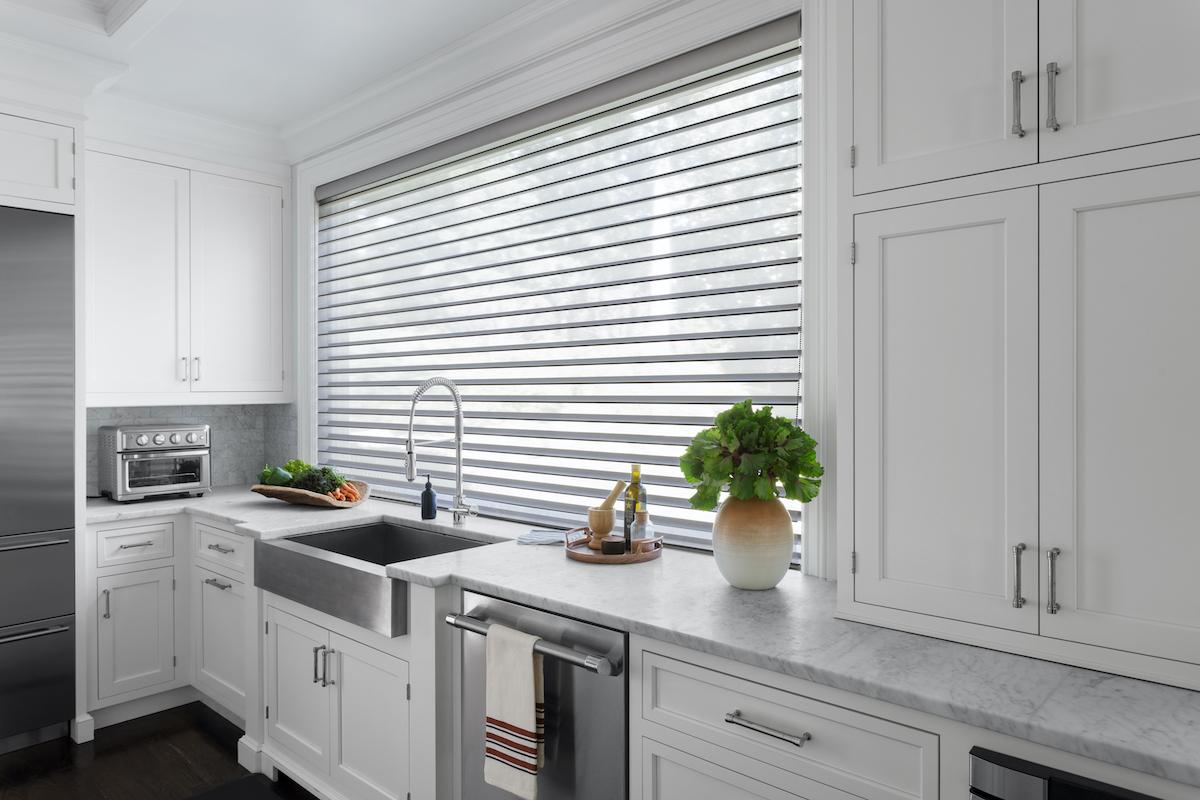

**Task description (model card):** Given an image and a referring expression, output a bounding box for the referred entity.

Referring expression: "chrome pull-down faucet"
[406,377,476,525]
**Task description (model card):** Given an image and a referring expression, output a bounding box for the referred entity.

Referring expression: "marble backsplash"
[86,403,298,495]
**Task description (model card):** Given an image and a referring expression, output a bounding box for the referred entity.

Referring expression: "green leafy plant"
[680,400,823,511]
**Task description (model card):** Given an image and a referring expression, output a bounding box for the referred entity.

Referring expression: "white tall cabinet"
[853,189,1038,633]
[85,149,287,406]
[840,1,1200,690]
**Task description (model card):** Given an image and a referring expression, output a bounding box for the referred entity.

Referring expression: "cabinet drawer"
[96,522,174,568]
[194,523,247,573]
[641,652,938,800]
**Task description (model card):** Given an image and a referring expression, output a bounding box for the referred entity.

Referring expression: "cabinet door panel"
[0,114,73,205]
[86,153,190,395]
[853,0,1037,193]
[1040,1,1200,161]
[265,606,330,773]
[854,189,1038,631]
[190,172,283,393]
[192,566,245,713]
[96,566,175,698]
[329,633,409,800]
[641,737,847,800]
[1040,162,1200,664]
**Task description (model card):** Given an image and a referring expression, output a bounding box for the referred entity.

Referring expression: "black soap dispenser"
[421,475,437,520]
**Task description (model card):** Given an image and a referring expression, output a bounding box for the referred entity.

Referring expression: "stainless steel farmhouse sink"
[254,522,484,637]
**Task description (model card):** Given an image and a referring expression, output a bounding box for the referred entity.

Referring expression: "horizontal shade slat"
[317,47,803,555]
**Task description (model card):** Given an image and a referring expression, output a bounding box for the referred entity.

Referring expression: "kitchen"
[0,2,1198,800]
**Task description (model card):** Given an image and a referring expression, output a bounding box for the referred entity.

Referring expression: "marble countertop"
[86,489,1200,787]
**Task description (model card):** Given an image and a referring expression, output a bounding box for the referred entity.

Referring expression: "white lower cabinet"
[192,565,245,713]
[640,737,849,800]
[265,605,410,800]
[96,566,176,699]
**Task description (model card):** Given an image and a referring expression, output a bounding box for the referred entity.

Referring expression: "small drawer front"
[195,523,247,573]
[642,652,938,800]
[96,522,174,568]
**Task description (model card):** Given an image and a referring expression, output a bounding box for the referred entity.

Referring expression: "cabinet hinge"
[71,177,76,189]
[850,551,858,574]
[850,145,856,168]
[265,706,270,719]
[265,620,269,635]
[406,683,411,701]
[173,655,177,667]
[172,579,176,591]
[71,142,76,155]
[850,242,857,265]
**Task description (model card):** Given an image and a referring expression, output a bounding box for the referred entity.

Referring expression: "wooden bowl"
[251,480,370,509]
[586,507,615,550]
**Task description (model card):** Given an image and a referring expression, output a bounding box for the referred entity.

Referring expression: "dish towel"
[483,624,544,800]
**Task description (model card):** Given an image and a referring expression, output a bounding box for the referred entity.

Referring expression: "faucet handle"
[451,501,478,524]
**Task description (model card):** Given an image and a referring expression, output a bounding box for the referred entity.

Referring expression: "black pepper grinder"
[421,475,437,519]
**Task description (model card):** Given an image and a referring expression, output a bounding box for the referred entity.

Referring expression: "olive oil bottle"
[623,463,647,551]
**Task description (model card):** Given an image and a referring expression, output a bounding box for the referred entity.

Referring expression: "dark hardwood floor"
[0,703,312,800]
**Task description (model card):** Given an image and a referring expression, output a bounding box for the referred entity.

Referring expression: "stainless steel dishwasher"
[449,591,627,800]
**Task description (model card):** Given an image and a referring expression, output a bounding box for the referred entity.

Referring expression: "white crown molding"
[86,91,288,174]
[287,0,801,164]
[0,28,125,112]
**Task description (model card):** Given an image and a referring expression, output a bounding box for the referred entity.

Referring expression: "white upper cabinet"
[85,151,287,405]
[852,0,1038,193]
[190,172,284,393]
[853,188,1038,632]
[1039,1,1200,161]
[86,153,191,396]
[1039,160,1200,666]
[0,113,74,206]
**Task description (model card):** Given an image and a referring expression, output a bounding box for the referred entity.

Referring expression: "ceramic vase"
[712,496,793,590]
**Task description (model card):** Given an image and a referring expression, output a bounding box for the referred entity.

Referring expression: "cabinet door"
[0,114,73,205]
[189,172,284,393]
[1040,162,1200,664]
[265,606,330,774]
[328,634,409,800]
[192,565,245,713]
[854,188,1038,631]
[86,153,191,395]
[96,566,175,698]
[852,0,1037,193]
[1040,1,1200,161]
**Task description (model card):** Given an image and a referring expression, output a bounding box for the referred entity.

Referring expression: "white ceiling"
[0,0,535,131]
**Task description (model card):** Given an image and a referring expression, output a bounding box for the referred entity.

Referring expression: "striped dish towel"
[483,624,544,800]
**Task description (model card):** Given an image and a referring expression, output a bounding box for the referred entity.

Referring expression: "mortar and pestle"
[587,480,626,550]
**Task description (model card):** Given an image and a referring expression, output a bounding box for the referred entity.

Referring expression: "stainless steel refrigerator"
[0,205,75,745]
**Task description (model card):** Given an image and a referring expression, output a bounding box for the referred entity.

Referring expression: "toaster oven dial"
[153,433,166,446]
[169,433,182,444]
[135,434,149,446]
[186,432,199,444]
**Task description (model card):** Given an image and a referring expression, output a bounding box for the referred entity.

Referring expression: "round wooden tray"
[564,527,663,564]
[251,480,370,509]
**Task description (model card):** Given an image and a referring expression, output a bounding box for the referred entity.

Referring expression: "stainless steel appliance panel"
[459,592,627,800]
[969,747,1160,800]
[0,615,75,740]
[0,529,73,629]
[0,206,73,537]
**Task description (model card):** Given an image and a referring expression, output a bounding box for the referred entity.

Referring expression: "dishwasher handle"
[445,613,621,677]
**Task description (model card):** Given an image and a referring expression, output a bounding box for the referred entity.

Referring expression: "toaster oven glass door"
[121,450,210,494]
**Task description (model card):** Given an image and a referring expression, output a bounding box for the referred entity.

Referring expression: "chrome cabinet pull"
[724,710,811,747]
[313,645,325,683]
[207,543,234,554]
[180,356,188,382]
[1046,547,1062,614]
[118,541,155,550]
[1046,62,1062,131]
[1010,70,1026,137]
[0,625,70,646]
[322,649,335,687]
[0,538,70,553]
[204,577,232,591]
[1011,542,1027,608]
[193,356,201,382]
[102,589,111,619]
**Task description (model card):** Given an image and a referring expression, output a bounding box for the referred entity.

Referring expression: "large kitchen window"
[315,36,802,553]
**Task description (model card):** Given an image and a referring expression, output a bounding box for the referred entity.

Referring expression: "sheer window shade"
[317,45,802,551]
